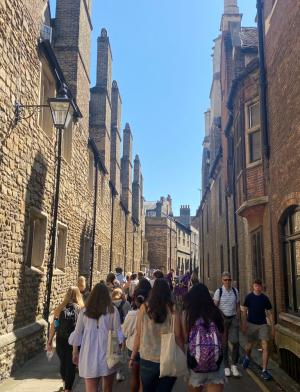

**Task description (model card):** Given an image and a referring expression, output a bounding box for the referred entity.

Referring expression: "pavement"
[0,350,287,392]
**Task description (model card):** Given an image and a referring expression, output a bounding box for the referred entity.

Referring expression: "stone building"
[145,198,199,275]
[0,0,146,379]
[145,196,177,273]
[198,0,300,383]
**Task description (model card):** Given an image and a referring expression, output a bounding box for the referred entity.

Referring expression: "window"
[282,207,300,314]
[88,149,95,192]
[246,101,261,164]
[80,237,91,275]
[39,61,56,137]
[62,121,73,163]
[97,245,102,272]
[220,245,224,274]
[218,177,223,216]
[251,227,265,281]
[55,223,67,270]
[26,208,47,268]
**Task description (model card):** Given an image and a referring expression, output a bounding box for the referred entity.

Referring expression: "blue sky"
[49,1,256,216]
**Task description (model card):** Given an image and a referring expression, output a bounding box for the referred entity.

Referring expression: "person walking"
[183,283,225,392]
[241,279,275,381]
[69,283,121,392]
[115,267,126,286]
[77,276,90,304]
[128,273,139,302]
[106,272,120,294]
[112,288,131,382]
[47,286,84,392]
[213,271,240,377]
[129,278,182,392]
[122,283,151,392]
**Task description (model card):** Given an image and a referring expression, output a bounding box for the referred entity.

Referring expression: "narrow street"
[0,351,286,392]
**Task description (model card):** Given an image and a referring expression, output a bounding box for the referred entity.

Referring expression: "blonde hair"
[77,276,86,291]
[55,286,84,317]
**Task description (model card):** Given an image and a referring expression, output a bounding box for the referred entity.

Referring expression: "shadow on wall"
[79,221,92,280]
[11,152,48,373]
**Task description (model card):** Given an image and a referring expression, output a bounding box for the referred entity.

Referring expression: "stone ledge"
[0,319,47,349]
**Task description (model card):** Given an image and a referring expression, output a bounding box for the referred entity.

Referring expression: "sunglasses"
[223,278,232,281]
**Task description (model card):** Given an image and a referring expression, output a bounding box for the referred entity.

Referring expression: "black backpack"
[218,287,238,301]
[57,303,79,340]
[115,300,125,324]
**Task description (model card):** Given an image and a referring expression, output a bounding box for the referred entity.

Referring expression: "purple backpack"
[187,318,223,373]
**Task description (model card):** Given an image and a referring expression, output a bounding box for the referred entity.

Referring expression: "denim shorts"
[188,365,225,387]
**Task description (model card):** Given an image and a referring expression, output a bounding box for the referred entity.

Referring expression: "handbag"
[106,311,123,369]
[159,314,188,378]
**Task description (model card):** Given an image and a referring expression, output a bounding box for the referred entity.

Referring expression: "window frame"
[25,207,48,269]
[250,226,265,282]
[54,222,68,272]
[245,100,262,167]
[282,207,300,315]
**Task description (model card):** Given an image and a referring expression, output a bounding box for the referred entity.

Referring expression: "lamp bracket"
[14,101,48,126]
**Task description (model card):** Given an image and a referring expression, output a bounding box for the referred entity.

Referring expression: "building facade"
[0,0,146,379]
[198,0,300,383]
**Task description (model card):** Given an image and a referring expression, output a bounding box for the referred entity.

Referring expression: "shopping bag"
[160,316,188,378]
[106,313,123,369]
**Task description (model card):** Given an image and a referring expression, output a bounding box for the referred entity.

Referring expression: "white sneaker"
[225,367,231,377]
[116,371,125,382]
[231,365,240,377]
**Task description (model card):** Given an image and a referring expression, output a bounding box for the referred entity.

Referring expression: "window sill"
[279,312,300,327]
[53,268,65,276]
[246,160,262,170]
[25,265,44,275]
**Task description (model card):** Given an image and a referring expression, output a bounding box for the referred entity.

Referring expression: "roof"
[240,27,258,49]
[144,201,156,211]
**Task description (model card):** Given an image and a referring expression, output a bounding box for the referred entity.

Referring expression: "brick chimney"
[110,80,122,194]
[180,205,191,227]
[121,123,133,212]
[89,28,112,172]
[132,155,141,223]
[224,0,239,14]
[53,0,92,112]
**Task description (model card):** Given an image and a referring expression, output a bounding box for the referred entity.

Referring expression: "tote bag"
[160,315,188,378]
[106,312,122,369]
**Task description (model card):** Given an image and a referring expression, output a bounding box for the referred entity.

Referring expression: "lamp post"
[43,85,72,329]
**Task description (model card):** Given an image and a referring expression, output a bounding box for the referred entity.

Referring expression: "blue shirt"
[243,292,272,325]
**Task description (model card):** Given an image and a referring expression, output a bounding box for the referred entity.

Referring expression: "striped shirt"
[213,285,239,317]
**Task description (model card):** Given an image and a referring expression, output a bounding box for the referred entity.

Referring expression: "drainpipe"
[89,158,99,290]
[201,209,205,284]
[257,0,277,322]
[225,193,231,273]
[124,213,128,272]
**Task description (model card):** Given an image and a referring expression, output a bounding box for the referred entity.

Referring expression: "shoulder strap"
[232,287,237,300]
[219,287,222,300]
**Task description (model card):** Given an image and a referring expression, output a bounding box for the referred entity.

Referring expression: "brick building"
[198,0,300,383]
[0,0,146,379]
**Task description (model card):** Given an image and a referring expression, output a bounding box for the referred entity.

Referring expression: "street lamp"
[43,85,72,331]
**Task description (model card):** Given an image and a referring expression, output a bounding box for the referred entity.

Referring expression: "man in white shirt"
[214,271,240,377]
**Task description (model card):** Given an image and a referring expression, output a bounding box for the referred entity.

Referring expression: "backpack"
[218,287,237,301]
[187,318,223,373]
[115,300,125,324]
[57,303,79,340]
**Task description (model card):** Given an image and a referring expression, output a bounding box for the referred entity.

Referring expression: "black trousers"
[56,337,76,390]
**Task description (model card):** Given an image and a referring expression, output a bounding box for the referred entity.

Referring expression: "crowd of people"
[47,267,275,392]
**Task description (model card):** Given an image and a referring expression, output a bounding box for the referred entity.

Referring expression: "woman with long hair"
[183,283,225,392]
[122,278,152,392]
[130,278,183,392]
[69,283,121,392]
[47,286,84,392]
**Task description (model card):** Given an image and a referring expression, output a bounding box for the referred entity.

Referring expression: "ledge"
[236,196,269,216]
[279,312,300,327]
[0,319,47,349]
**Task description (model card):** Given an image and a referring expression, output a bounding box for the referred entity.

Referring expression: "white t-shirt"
[213,286,239,317]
